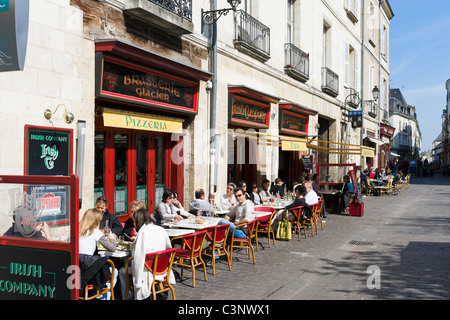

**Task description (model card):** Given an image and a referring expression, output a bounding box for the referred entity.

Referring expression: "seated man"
[270,178,285,197]
[218,187,255,239]
[304,181,319,205]
[341,175,355,212]
[189,189,213,215]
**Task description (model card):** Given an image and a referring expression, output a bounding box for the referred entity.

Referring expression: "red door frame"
[97,128,183,220]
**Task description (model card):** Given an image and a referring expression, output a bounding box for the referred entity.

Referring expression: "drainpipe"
[209,0,219,199]
[360,0,365,170]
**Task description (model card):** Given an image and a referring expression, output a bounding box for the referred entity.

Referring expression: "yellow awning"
[102,108,184,133]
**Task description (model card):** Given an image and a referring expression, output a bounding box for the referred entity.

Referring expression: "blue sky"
[389,0,450,151]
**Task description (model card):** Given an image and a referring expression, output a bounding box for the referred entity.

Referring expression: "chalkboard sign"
[25,126,73,176]
[301,154,314,174]
[0,246,72,300]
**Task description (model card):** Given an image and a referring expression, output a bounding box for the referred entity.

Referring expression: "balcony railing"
[321,67,339,97]
[345,87,359,108]
[284,43,309,82]
[148,0,192,22]
[234,10,270,62]
[365,100,377,118]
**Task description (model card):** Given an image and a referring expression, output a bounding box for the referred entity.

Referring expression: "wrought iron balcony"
[234,10,270,62]
[284,43,309,82]
[321,67,339,97]
[124,0,193,35]
[345,87,360,108]
[365,100,377,118]
[148,0,192,21]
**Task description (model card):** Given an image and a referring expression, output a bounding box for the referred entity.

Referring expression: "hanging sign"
[25,126,73,176]
[0,0,30,71]
[96,54,199,114]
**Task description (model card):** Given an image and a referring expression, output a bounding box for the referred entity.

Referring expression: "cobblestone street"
[174,174,450,301]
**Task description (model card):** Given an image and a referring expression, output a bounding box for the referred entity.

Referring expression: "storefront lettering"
[232,104,267,123]
[0,262,56,298]
[40,144,59,170]
[123,74,180,97]
[125,115,168,131]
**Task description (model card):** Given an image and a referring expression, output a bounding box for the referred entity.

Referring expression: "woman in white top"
[221,183,237,210]
[153,189,185,225]
[79,208,117,299]
[129,208,175,300]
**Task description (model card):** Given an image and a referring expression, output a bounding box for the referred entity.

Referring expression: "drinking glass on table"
[118,235,124,246]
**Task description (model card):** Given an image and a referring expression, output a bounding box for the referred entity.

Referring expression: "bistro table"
[213,209,230,216]
[163,217,222,230]
[321,189,341,214]
[165,228,195,238]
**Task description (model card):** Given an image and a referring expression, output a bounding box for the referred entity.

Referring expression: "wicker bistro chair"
[171,230,208,288]
[286,206,308,241]
[79,259,115,300]
[312,200,325,233]
[201,224,232,275]
[144,248,177,300]
[229,219,258,265]
[254,207,277,250]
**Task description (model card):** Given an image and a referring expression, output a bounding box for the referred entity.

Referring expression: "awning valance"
[102,108,184,133]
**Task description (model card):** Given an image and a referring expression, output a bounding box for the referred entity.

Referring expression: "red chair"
[229,219,258,265]
[144,248,177,300]
[254,207,277,250]
[172,230,207,288]
[79,259,115,300]
[201,224,231,275]
[286,206,308,241]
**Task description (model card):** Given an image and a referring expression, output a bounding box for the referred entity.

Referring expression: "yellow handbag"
[276,210,292,241]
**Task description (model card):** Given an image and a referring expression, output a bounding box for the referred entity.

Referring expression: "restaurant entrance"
[94,127,180,219]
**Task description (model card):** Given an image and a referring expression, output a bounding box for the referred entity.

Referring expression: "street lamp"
[371,86,380,101]
[202,0,241,28]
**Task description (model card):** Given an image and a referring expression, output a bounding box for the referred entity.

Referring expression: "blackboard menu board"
[301,154,314,174]
[0,246,72,300]
[25,126,72,176]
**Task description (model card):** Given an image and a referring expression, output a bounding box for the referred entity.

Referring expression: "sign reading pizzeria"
[96,54,199,114]
[229,94,270,129]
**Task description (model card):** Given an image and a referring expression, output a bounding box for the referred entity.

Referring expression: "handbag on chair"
[276,210,292,241]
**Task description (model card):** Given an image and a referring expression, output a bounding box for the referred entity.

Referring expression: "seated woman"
[221,183,237,210]
[341,175,355,212]
[78,208,117,300]
[273,185,312,231]
[95,196,123,240]
[153,189,184,226]
[122,208,175,300]
[248,184,262,205]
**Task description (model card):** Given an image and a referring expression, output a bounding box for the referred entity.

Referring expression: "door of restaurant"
[94,128,179,220]
[227,132,257,185]
[278,149,300,190]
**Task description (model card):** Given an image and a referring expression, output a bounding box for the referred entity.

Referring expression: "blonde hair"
[130,199,146,212]
[79,209,103,237]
